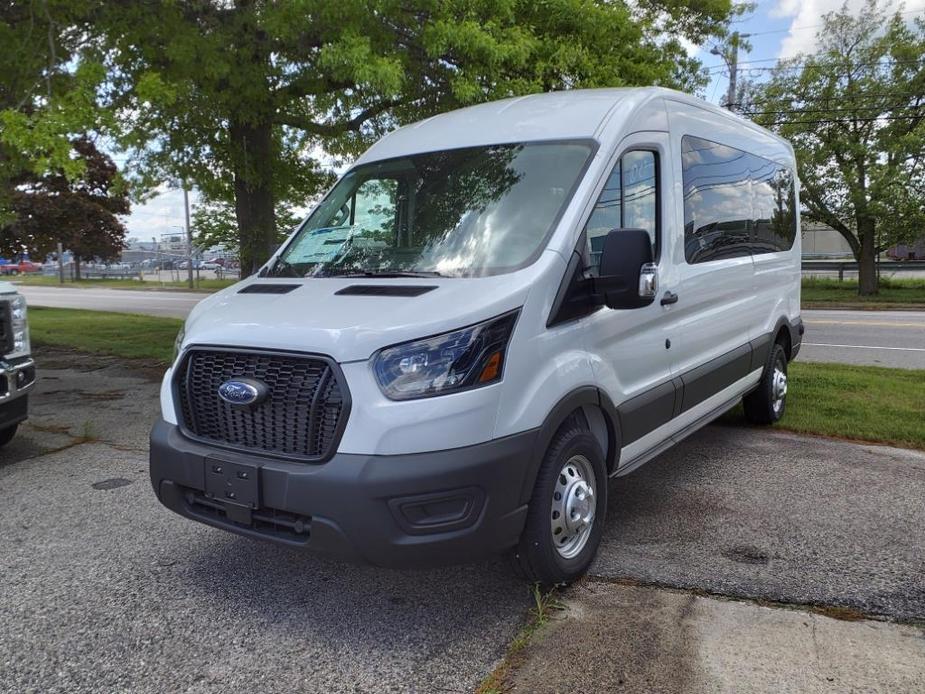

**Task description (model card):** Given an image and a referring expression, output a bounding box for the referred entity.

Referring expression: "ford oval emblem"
[217,378,268,406]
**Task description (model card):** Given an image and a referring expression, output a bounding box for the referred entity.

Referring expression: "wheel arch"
[518,386,622,505]
[771,316,793,361]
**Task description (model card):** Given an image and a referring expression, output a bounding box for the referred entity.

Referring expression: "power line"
[742,113,925,124]
[745,105,925,115]
[744,7,925,38]
[707,58,925,74]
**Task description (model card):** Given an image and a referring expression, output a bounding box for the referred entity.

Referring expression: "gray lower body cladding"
[149,419,537,567]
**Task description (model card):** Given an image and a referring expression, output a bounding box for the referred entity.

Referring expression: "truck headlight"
[9,295,29,356]
[373,310,519,400]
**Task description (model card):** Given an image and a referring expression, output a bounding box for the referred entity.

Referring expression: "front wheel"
[512,420,607,586]
[0,424,18,447]
[743,342,788,424]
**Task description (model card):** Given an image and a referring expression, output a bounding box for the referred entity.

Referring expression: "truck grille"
[176,348,349,461]
[0,301,12,354]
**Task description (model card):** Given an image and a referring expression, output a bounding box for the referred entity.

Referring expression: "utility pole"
[183,184,194,289]
[56,242,64,285]
[711,32,750,112]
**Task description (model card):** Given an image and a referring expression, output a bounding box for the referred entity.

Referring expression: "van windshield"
[266,142,592,278]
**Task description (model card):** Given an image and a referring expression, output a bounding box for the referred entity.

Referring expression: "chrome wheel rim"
[771,362,788,414]
[551,454,596,559]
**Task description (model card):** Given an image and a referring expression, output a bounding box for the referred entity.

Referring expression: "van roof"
[356,87,791,164]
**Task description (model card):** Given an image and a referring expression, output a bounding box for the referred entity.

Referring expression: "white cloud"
[124,184,200,242]
[678,35,702,58]
[773,0,925,58]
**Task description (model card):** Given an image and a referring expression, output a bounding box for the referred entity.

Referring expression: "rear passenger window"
[681,136,796,264]
[584,150,658,276]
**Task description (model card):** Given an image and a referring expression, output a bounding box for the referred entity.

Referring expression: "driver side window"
[584,150,658,276]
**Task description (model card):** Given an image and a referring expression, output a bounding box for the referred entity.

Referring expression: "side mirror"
[594,229,657,310]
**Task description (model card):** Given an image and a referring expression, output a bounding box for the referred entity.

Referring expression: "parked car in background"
[0,282,34,446]
[0,260,42,276]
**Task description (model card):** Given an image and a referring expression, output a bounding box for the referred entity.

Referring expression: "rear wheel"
[0,424,18,447]
[512,420,607,586]
[743,342,788,424]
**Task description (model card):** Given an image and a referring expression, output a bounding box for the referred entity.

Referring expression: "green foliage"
[0,1,110,223]
[93,0,733,273]
[1,138,129,263]
[745,0,925,295]
[192,197,305,254]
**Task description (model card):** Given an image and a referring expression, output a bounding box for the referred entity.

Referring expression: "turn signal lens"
[478,351,502,383]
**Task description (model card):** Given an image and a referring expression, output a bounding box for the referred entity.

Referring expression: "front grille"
[176,348,348,461]
[0,301,12,354]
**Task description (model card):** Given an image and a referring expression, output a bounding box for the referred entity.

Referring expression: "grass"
[475,585,565,694]
[29,307,182,365]
[721,361,925,450]
[14,274,237,292]
[802,277,925,308]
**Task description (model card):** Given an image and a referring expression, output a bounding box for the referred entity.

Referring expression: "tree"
[2,138,129,277]
[192,192,317,257]
[745,0,925,295]
[94,0,733,275]
[0,1,108,222]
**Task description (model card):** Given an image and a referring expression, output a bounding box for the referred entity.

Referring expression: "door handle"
[660,291,679,306]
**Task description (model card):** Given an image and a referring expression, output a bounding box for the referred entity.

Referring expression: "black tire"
[511,420,607,586]
[0,424,18,447]
[743,342,788,425]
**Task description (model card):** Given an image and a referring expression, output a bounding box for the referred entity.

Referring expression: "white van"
[151,88,802,584]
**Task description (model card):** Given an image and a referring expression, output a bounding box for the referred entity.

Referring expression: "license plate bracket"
[203,458,260,510]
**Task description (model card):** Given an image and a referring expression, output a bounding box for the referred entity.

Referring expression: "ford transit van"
[150,88,802,584]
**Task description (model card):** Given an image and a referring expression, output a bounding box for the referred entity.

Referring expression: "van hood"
[183,275,533,363]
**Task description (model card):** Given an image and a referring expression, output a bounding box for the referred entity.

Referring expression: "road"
[800,308,925,369]
[18,284,925,369]
[18,284,207,319]
[2,348,923,692]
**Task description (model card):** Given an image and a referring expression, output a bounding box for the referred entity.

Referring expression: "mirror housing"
[593,228,656,310]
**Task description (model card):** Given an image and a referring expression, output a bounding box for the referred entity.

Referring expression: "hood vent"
[335,285,437,297]
[238,283,300,294]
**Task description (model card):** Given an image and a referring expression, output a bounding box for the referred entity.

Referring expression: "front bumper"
[0,357,35,430]
[149,420,538,567]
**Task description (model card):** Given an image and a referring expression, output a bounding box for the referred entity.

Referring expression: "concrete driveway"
[1,350,924,692]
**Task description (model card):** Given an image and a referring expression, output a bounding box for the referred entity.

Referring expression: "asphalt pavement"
[17,284,925,368]
[800,309,925,369]
[17,284,206,318]
[2,349,924,692]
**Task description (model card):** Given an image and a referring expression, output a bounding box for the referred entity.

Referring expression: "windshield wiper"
[266,257,299,278]
[319,268,447,278]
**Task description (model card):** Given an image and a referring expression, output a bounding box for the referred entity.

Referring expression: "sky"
[124,0,925,245]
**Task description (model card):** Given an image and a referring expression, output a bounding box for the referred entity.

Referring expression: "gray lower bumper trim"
[149,420,538,568]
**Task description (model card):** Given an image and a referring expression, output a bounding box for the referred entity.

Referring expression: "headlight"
[173,325,186,363]
[9,295,29,356]
[373,310,519,400]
